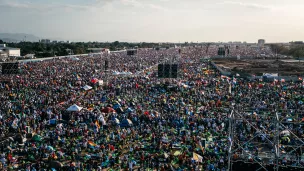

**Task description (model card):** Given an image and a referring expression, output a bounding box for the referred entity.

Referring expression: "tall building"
[258,39,265,47]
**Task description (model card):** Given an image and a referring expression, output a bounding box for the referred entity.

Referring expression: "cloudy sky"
[1,0,304,42]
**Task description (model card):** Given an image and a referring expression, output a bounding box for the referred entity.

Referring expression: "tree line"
[270,44,304,59]
[0,40,170,58]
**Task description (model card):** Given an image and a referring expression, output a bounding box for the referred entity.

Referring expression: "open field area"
[213,59,304,76]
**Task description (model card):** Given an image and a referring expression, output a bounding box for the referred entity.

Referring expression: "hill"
[0,33,40,42]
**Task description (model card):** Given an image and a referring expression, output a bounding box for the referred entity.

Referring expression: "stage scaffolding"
[228,104,304,171]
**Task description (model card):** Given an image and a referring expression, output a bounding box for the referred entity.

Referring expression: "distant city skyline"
[1,0,304,42]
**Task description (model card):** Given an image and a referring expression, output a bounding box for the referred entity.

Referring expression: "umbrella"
[280,130,290,136]
[82,85,92,91]
[101,107,115,113]
[32,135,42,142]
[67,104,83,112]
[91,78,98,84]
[47,146,54,151]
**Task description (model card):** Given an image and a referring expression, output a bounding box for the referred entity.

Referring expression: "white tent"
[67,104,83,112]
[98,80,104,86]
[83,85,92,91]
[71,57,80,61]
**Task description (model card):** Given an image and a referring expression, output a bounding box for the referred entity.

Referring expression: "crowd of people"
[186,45,275,58]
[0,47,303,171]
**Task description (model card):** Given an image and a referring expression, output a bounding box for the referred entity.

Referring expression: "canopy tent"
[71,57,80,61]
[82,85,93,91]
[67,104,83,112]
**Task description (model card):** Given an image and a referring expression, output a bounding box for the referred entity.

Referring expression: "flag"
[88,141,97,147]
[193,152,203,163]
[228,137,232,153]
[5,84,10,90]
[229,83,232,94]
[95,120,100,129]
[135,83,139,89]
[76,74,81,81]
[52,152,58,159]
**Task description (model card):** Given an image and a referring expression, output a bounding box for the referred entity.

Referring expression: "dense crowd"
[0,47,303,171]
[186,45,275,58]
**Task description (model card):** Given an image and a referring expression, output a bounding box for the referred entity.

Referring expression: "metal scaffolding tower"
[228,104,304,171]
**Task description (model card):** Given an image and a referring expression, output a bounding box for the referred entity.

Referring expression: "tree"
[0,39,3,44]
[113,41,120,47]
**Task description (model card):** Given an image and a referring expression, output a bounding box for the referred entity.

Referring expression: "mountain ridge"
[0,33,40,42]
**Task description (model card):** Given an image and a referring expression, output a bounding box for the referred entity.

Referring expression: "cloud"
[0,0,168,12]
[220,1,273,10]
[0,1,31,9]
[0,0,106,11]
[147,4,169,11]
[120,0,143,7]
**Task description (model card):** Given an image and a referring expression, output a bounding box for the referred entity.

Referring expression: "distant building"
[0,44,20,57]
[41,39,51,44]
[52,40,58,43]
[24,54,35,59]
[258,39,265,47]
[67,41,71,44]
[88,48,110,53]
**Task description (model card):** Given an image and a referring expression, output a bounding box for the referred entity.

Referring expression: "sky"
[1,0,304,43]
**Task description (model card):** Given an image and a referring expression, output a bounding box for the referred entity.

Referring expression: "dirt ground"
[213,59,304,76]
